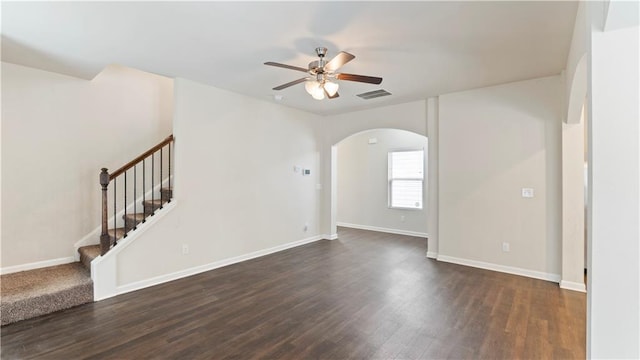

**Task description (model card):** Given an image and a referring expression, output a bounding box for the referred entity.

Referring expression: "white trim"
[437,254,561,283]
[112,234,324,299]
[560,280,587,293]
[1,256,76,275]
[324,233,339,240]
[426,251,438,259]
[337,222,428,238]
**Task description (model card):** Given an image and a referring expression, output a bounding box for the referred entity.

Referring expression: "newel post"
[100,168,111,255]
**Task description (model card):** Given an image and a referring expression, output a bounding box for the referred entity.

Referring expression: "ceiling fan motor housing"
[308,61,325,75]
[308,47,329,74]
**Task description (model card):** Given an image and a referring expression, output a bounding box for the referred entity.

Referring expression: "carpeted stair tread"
[78,245,101,270]
[109,227,126,240]
[143,199,167,215]
[161,186,173,199]
[0,263,93,325]
[124,212,146,220]
[124,212,146,230]
[1,263,91,301]
[143,199,165,206]
[143,187,172,214]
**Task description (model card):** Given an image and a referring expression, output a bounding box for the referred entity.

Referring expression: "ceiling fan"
[264,47,383,100]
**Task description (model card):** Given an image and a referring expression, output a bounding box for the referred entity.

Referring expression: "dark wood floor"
[1,228,585,359]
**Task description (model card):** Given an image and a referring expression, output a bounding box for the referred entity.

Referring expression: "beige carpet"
[1,262,93,326]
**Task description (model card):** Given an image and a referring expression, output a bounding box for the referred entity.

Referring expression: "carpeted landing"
[1,260,95,326]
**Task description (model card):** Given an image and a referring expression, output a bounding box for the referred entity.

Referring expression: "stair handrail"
[100,135,174,255]
[108,135,174,180]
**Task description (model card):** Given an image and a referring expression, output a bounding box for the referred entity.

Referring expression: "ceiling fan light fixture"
[305,79,325,100]
[311,89,325,100]
[324,81,339,97]
[304,80,320,95]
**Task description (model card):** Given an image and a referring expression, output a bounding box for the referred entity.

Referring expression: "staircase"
[1,136,174,326]
[78,187,173,266]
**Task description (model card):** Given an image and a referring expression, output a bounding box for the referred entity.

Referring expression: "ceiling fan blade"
[324,52,355,72]
[335,73,383,85]
[325,89,340,99]
[264,62,308,73]
[273,78,308,91]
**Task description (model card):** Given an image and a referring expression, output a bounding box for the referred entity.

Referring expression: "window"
[389,149,424,209]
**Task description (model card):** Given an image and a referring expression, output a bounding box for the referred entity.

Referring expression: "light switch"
[522,188,534,198]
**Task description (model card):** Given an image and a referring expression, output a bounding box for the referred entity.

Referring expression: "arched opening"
[561,53,588,292]
[330,128,429,246]
[566,55,588,124]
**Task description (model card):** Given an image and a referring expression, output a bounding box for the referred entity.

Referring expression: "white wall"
[336,129,428,236]
[438,76,562,281]
[1,63,173,270]
[93,77,323,294]
[324,101,427,147]
[587,1,639,356]
[320,100,427,237]
[426,97,439,258]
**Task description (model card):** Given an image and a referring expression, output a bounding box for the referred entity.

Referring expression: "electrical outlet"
[400,215,405,222]
[502,242,510,252]
[304,222,309,232]
[182,244,189,255]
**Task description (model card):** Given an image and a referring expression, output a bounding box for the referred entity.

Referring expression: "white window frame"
[388,148,424,210]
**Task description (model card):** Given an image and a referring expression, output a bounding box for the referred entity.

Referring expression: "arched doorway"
[330,128,429,246]
[317,98,438,257]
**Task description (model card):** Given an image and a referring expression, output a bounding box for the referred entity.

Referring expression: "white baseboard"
[323,233,338,240]
[437,255,561,283]
[114,235,324,298]
[1,256,76,275]
[337,222,428,238]
[426,251,438,259]
[559,280,587,293]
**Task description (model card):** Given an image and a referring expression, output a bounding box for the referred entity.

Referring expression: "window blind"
[389,150,424,209]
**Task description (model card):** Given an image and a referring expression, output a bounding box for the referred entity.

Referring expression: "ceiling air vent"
[357,89,392,100]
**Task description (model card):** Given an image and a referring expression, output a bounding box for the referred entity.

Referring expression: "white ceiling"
[2,1,578,116]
